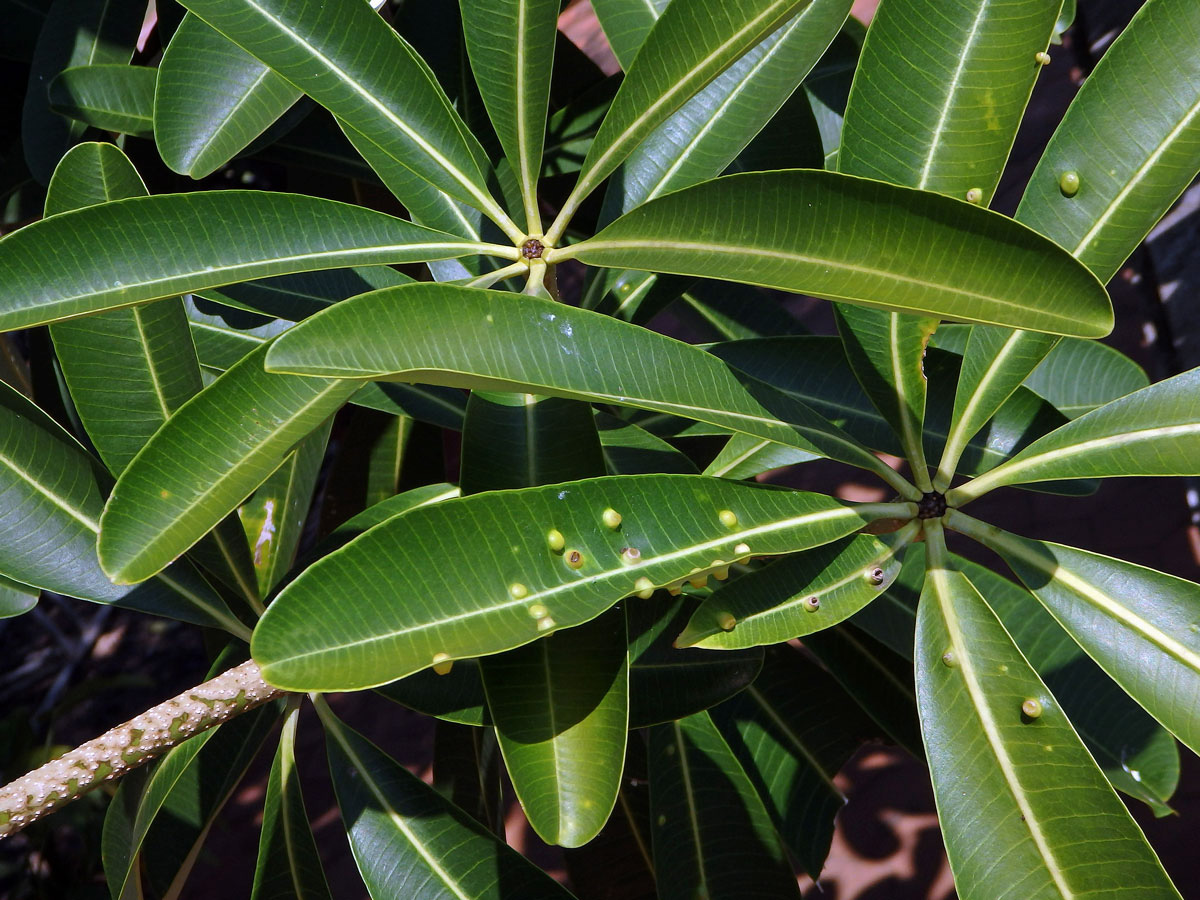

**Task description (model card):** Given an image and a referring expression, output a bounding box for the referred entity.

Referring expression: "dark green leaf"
[48,64,155,137]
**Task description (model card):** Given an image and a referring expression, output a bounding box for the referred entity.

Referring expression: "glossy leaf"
[952,513,1200,759]
[551,0,812,236]
[678,529,911,649]
[198,266,412,323]
[320,707,576,900]
[21,0,143,183]
[951,366,1200,502]
[916,561,1180,899]
[703,432,817,480]
[157,13,303,178]
[602,0,850,219]
[1019,338,1149,419]
[264,284,911,491]
[590,0,668,70]
[648,711,800,900]
[483,611,629,847]
[839,0,1060,204]
[596,411,699,475]
[252,474,901,691]
[710,645,875,878]
[47,64,156,138]
[0,380,244,634]
[98,341,358,584]
[179,0,517,236]
[461,0,559,231]
[803,21,864,166]
[251,706,333,900]
[0,575,38,619]
[0,191,501,331]
[563,170,1113,336]
[1016,0,1200,284]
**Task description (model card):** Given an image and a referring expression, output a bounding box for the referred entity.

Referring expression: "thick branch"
[0,660,285,838]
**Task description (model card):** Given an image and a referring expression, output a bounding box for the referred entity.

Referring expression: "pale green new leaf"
[678,529,911,649]
[1017,0,1200,284]
[950,366,1200,503]
[563,171,1113,336]
[550,0,812,237]
[0,380,244,634]
[461,0,559,231]
[320,707,576,900]
[157,13,303,178]
[179,0,518,236]
[917,562,1180,899]
[951,513,1200,759]
[648,711,800,900]
[263,283,911,491]
[252,475,899,691]
[48,64,156,138]
[251,706,333,900]
[0,191,498,331]
[98,341,358,584]
[590,0,668,70]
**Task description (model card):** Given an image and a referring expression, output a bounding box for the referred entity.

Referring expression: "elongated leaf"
[253,474,900,691]
[0,575,38,619]
[98,341,358,584]
[22,0,142,183]
[1017,0,1200,284]
[563,171,1113,336]
[199,266,412,322]
[252,706,332,900]
[157,13,303,178]
[603,0,850,219]
[483,611,629,848]
[461,0,558,230]
[703,432,817,480]
[710,645,875,878]
[596,411,699,475]
[803,21,864,167]
[48,64,156,138]
[0,191,500,331]
[951,366,1200,502]
[264,283,910,490]
[916,562,1180,899]
[834,306,938,484]
[678,530,909,649]
[0,380,244,634]
[839,0,1060,203]
[648,711,800,900]
[180,0,516,234]
[952,512,1200,759]
[590,0,668,70]
[320,708,575,900]
[551,0,811,234]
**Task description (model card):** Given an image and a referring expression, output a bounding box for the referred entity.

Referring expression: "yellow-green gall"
[602,508,622,529]
[546,528,565,552]
[1059,170,1080,197]
[718,509,738,528]
[965,187,983,204]
[1022,698,1044,719]
[565,549,585,569]
[1035,50,1051,65]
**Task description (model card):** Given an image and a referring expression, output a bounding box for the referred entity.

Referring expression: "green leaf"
[950,366,1200,502]
[179,0,519,238]
[318,482,461,557]
[319,706,575,900]
[252,705,333,900]
[461,0,559,231]
[703,432,817,480]
[198,265,412,322]
[602,0,850,219]
[0,575,38,619]
[839,0,1060,203]
[627,595,763,727]
[1019,338,1150,419]
[803,22,864,167]
[648,711,800,900]
[0,191,498,332]
[157,13,303,178]
[1016,0,1200,284]
[240,417,331,595]
[834,306,938,486]
[0,380,244,634]
[98,341,358,584]
[253,474,900,691]
[563,170,1113,336]
[597,411,699,475]
[47,64,156,138]
[264,284,911,491]
[916,558,1181,899]
[21,0,143,183]
[549,0,812,237]
[482,610,629,848]
[709,645,874,878]
[678,529,912,649]
[590,0,668,70]
[951,512,1200,760]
